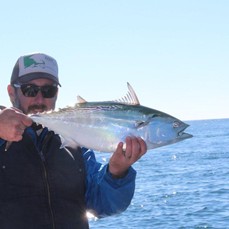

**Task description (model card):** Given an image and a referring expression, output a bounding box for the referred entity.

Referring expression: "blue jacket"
[82,147,136,217]
[0,125,136,228]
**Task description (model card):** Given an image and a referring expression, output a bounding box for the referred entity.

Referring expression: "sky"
[0,0,228,121]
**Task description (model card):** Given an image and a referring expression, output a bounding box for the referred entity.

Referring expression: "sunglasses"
[13,84,58,98]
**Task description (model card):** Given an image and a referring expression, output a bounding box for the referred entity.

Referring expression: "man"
[0,53,147,229]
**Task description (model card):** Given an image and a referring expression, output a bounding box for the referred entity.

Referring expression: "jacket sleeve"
[82,148,136,218]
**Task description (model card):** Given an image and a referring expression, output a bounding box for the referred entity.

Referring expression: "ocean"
[89,118,229,229]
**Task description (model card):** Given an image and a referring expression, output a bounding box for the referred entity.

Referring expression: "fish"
[30,82,193,153]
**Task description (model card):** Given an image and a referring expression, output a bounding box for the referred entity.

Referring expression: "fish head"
[142,115,193,149]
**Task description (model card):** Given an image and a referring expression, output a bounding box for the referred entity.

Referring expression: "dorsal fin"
[76,82,140,105]
[114,82,140,105]
[77,95,87,104]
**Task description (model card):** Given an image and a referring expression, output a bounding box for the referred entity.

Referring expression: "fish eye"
[173,121,180,128]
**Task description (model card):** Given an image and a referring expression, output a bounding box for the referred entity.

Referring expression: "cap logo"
[24,55,45,69]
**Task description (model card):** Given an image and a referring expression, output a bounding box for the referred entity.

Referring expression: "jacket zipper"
[4,141,12,151]
[39,131,56,229]
[40,159,56,229]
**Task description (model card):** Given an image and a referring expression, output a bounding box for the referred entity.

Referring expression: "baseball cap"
[10,53,61,86]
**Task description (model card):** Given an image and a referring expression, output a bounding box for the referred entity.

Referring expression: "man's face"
[8,78,58,114]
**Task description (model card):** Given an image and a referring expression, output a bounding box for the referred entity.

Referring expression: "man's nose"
[34,91,45,102]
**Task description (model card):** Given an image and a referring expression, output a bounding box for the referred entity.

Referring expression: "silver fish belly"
[30,83,193,153]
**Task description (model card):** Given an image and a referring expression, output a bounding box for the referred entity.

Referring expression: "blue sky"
[0,0,228,120]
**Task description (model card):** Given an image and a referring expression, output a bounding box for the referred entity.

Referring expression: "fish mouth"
[178,132,193,140]
[178,125,193,140]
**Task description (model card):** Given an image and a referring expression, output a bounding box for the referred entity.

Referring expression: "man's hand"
[108,136,147,178]
[0,108,33,141]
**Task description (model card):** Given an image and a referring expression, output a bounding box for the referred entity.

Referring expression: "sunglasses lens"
[21,85,38,97]
[20,84,58,98]
[41,86,58,98]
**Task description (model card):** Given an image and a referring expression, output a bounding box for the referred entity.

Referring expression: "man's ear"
[7,85,16,104]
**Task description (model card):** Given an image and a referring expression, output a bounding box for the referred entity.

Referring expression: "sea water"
[89,118,229,229]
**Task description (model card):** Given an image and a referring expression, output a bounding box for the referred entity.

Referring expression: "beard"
[27,104,48,114]
[13,98,48,114]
